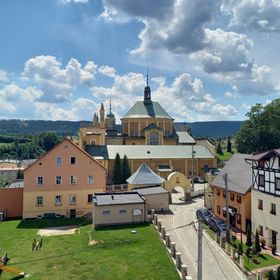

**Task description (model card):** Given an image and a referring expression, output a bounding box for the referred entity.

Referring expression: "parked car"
[208,217,226,235]
[193,177,205,183]
[196,208,212,225]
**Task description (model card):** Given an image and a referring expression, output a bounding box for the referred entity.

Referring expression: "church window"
[149,132,159,145]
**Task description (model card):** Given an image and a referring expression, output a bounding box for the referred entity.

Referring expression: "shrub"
[260,238,266,248]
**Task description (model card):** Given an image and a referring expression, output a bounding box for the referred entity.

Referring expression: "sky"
[0,0,280,123]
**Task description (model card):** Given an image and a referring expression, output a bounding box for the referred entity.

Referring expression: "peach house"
[212,154,252,233]
[23,138,106,219]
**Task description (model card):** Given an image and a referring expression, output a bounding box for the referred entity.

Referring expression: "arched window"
[149,132,159,145]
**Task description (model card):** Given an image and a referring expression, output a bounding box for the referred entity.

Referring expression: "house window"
[271,203,276,215]
[37,176,44,186]
[69,194,76,205]
[102,210,110,215]
[70,157,76,165]
[258,225,263,236]
[217,205,221,214]
[88,194,93,203]
[56,156,62,165]
[88,175,94,184]
[258,199,263,210]
[55,195,62,206]
[237,195,242,203]
[70,175,77,185]
[56,176,62,185]
[119,209,127,214]
[223,210,226,217]
[149,132,159,145]
[217,189,220,196]
[230,193,235,201]
[237,214,241,224]
[36,196,43,207]
[276,178,280,191]
[259,174,265,187]
[223,191,226,198]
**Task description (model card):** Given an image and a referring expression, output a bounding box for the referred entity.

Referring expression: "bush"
[260,238,266,248]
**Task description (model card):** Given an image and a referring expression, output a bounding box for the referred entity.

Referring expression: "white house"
[246,149,280,253]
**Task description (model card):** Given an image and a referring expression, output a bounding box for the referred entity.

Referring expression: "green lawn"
[0,219,179,280]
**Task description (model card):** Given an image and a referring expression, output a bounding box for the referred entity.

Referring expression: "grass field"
[0,219,179,280]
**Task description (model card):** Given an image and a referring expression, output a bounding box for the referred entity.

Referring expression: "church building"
[78,75,216,184]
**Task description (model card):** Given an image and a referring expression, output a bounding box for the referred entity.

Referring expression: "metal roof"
[122,101,173,119]
[134,186,169,195]
[211,153,252,194]
[176,131,195,144]
[93,192,145,206]
[127,163,165,185]
[86,144,215,160]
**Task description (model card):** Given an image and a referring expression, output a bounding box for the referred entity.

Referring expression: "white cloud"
[98,65,117,78]
[59,0,88,4]
[0,69,8,82]
[221,0,280,32]
[23,55,97,102]
[224,91,236,98]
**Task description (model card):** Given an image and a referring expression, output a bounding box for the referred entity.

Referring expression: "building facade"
[212,154,252,232]
[23,139,106,219]
[246,149,280,253]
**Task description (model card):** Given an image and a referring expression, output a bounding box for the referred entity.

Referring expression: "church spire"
[144,68,151,103]
[109,99,112,114]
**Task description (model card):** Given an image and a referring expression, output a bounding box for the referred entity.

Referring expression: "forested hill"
[0,119,243,137]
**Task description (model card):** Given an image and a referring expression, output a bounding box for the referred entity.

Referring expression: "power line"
[165,221,197,232]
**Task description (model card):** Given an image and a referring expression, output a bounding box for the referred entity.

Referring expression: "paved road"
[158,188,247,280]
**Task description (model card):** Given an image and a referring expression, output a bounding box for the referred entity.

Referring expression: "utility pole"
[197,219,203,280]
[191,145,195,191]
[224,173,230,242]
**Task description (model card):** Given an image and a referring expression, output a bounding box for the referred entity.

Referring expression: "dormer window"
[149,132,159,145]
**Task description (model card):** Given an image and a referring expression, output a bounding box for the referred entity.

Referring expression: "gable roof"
[127,163,165,185]
[143,123,162,131]
[86,144,215,160]
[121,101,173,119]
[245,148,280,161]
[25,138,106,171]
[211,153,252,194]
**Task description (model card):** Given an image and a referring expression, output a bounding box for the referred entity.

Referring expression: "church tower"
[144,72,151,104]
[105,100,116,130]
[93,112,99,128]
[100,103,105,129]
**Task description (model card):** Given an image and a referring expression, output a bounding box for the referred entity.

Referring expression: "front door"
[272,230,277,246]
[70,209,76,218]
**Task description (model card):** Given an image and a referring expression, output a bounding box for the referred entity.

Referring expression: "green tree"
[246,224,252,247]
[216,141,223,155]
[227,136,232,153]
[112,153,122,184]
[276,266,280,280]
[236,100,280,153]
[16,169,24,179]
[38,132,59,152]
[122,155,131,184]
[254,229,261,254]
[268,270,276,280]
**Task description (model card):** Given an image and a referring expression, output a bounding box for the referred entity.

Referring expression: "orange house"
[212,154,252,233]
[23,138,106,219]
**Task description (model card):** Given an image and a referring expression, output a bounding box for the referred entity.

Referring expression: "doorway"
[70,209,76,218]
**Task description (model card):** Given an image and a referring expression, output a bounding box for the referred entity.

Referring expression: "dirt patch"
[37,225,78,236]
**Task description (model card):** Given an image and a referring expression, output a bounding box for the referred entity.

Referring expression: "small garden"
[204,223,280,272]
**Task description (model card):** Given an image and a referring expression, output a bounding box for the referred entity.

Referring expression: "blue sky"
[0,0,280,122]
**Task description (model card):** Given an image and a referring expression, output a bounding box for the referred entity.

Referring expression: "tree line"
[0,132,60,159]
[112,153,131,185]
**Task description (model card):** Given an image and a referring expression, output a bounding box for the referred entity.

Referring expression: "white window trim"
[70,175,77,185]
[36,176,44,186]
[88,175,94,184]
[55,195,62,206]
[69,194,77,205]
[56,156,62,166]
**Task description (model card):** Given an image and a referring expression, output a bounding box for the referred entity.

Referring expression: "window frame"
[55,176,62,185]
[70,175,77,185]
[119,209,127,214]
[88,194,93,204]
[69,194,77,205]
[55,195,62,206]
[259,174,265,188]
[258,199,263,210]
[230,193,235,201]
[56,156,62,166]
[237,195,242,204]
[258,225,264,236]
[275,177,280,191]
[36,196,44,207]
[88,175,94,184]
[37,176,44,186]
[149,131,159,145]
[102,210,110,215]
[271,203,276,215]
